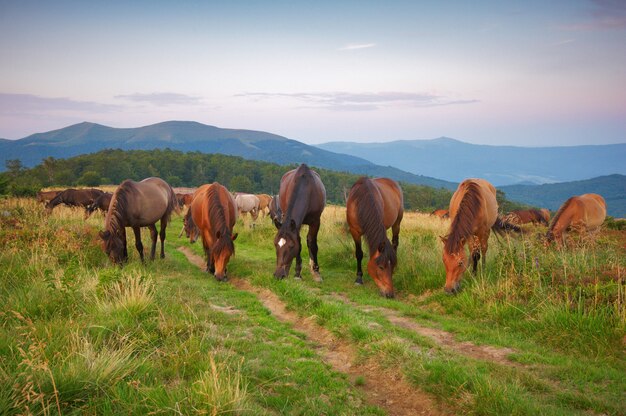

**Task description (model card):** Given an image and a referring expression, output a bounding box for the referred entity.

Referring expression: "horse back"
[127,178,175,224]
[372,178,403,228]
[279,165,326,222]
[579,194,607,229]
[449,178,498,230]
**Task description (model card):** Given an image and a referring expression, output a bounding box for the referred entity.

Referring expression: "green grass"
[1,199,624,415]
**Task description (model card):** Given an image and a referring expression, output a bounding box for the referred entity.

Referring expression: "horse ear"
[231,233,238,241]
[290,219,296,232]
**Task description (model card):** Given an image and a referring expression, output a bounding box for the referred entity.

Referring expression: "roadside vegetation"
[1,197,624,415]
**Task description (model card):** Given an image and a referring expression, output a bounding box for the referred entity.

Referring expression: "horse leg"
[470,235,481,274]
[350,228,364,284]
[159,218,167,258]
[294,233,303,280]
[132,226,144,263]
[148,224,158,260]
[307,221,322,282]
[120,227,128,263]
[391,213,402,252]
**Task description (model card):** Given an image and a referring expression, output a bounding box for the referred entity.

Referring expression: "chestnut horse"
[506,209,549,226]
[37,190,61,204]
[546,193,606,246]
[186,182,238,281]
[441,178,520,294]
[274,164,326,281]
[347,177,403,298]
[99,177,177,264]
[431,209,449,219]
[256,193,272,217]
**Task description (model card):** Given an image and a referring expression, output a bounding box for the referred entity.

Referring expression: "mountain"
[317,138,626,186]
[0,121,455,190]
[500,174,626,217]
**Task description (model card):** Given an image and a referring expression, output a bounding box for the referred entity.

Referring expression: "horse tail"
[492,216,521,236]
[166,183,179,218]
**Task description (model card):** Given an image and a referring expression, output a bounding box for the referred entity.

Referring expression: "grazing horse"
[539,208,551,224]
[506,209,549,226]
[273,164,326,281]
[546,194,606,246]
[235,194,260,220]
[441,178,520,294]
[346,177,403,298]
[176,193,194,210]
[46,188,104,213]
[186,183,238,281]
[431,209,449,219]
[84,192,113,219]
[37,190,62,204]
[269,195,282,229]
[99,177,177,264]
[256,193,272,217]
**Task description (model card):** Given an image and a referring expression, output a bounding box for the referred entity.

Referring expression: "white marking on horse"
[278,238,286,248]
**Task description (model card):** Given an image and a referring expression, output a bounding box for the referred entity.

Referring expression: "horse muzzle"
[444,282,460,295]
[274,265,287,280]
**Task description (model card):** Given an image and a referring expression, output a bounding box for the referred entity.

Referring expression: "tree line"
[0,148,526,212]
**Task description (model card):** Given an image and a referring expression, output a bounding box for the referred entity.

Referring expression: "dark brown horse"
[546,193,606,246]
[269,195,282,229]
[45,188,104,213]
[274,164,326,281]
[99,177,177,264]
[185,182,238,281]
[84,192,113,219]
[441,179,520,294]
[505,209,548,226]
[346,177,403,298]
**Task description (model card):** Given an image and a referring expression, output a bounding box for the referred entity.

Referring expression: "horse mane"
[548,197,575,233]
[445,182,483,254]
[106,180,134,237]
[207,184,234,258]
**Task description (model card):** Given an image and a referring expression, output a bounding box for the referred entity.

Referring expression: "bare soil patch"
[178,246,446,416]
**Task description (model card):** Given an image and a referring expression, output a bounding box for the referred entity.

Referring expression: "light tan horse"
[546,194,606,246]
[346,177,403,298]
[187,182,238,281]
[441,178,519,294]
[256,193,272,217]
[99,177,177,264]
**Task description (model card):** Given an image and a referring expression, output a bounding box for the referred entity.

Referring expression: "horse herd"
[38,164,608,297]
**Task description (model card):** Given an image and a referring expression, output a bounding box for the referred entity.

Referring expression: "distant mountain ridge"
[0,121,455,190]
[317,137,626,186]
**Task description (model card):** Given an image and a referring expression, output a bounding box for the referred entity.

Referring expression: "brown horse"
[45,188,104,213]
[176,193,194,210]
[37,190,61,204]
[546,193,606,246]
[346,177,403,298]
[99,177,177,264]
[186,182,238,281]
[539,208,550,224]
[274,164,326,281]
[256,193,272,217]
[506,209,549,226]
[269,195,282,229]
[441,178,520,294]
[84,192,113,219]
[431,209,449,219]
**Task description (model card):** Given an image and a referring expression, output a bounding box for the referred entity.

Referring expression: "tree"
[229,175,254,193]
[78,171,101,186]
[5,159,23,179]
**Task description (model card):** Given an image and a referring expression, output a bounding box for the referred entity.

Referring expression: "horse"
[346,177,403,298]
[441,178,520,294]
[185,182,238,281]
[505,209,549,226]
[431,209,449,219]
[269,195,282,229]
[235,194,260,220]
[98,177,177,264]
[273,164,326,281]
[539,208,551,224]
[37,190,61,204]
[46,188,104,213]
[256,193,272,217]
[84,192,113,219]
[176,193,194,210]
[546,194,606,246]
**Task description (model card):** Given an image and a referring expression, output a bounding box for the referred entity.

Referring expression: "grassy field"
[1,198,624,415]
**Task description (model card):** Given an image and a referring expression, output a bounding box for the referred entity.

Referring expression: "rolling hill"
[317,138,626,186]
[500,174,626,217]
[0,121,455,190]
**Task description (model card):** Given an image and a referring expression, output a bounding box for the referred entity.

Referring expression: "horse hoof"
[312,274,323,283]
[354,281,363,286]
[294,276,302,281]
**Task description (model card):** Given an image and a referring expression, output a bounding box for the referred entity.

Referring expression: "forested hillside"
[1,148,474,212]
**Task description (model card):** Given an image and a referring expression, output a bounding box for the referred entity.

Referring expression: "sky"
[0,0,625,146]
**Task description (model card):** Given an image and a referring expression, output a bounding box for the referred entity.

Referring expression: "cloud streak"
[115,92,203,106]
[338,43,376,51]
[0,93,121,115]
[560,0,626,31]
[237,91,479,111]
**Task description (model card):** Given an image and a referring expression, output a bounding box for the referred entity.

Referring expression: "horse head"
[212,230,237,281]
[183,210,200,243]
[273,219,299,279]
[367,240,396,298]
[441,236,468,294]
[84,203,97,219]
[99,230,127,265]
